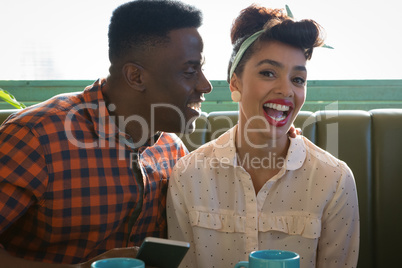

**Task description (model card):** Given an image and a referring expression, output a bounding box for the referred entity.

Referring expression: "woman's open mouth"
[263,100,293,127]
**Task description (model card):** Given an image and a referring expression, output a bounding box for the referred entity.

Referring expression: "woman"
[167,4,359,268]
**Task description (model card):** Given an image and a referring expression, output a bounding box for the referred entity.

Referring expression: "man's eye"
[184,67,198,77]
[184,71,196,75]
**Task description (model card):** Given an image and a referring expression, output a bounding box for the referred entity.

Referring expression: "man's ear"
[122,62,146,92]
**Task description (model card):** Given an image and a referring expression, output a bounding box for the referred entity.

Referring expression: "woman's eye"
[260,70,275,77]
[293,77,306,85]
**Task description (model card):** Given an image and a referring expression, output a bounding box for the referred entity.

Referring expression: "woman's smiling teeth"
[263,103,290,122]
[263,103,290,111]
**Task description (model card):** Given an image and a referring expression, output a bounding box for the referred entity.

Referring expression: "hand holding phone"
[136,237,190,268]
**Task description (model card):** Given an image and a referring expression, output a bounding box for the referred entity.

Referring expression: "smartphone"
[136,237,190,268]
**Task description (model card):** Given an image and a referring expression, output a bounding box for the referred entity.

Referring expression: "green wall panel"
[1,80,402,112]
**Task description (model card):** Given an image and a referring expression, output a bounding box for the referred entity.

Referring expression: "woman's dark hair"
[227,4,324,82]
[108,0,202,63]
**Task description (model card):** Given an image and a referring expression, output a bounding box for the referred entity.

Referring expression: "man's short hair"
[108,0,203,63]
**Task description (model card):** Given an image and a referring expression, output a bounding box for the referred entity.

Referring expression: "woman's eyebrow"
[256,59,283,68]
[256,58,307,72]
[294,65,307,72]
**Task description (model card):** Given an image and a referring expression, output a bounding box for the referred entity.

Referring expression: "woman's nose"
[276,79,294,97]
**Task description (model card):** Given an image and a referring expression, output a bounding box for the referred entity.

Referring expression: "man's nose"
[196,72,212,94]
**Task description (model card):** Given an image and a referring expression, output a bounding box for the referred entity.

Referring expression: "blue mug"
[235,250,300,268]
[91,257,145,268]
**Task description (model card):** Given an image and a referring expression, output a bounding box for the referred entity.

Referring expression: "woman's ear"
[229,74,242,103]
[122,62,146,92]
[229,73,241,94]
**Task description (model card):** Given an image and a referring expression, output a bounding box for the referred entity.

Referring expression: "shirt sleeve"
[0,123,48,236]
[316,163,360,268]
[166,162,197,268]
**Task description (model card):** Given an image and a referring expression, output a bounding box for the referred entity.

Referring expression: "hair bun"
[227,4,325,82]
[230,4,286,44]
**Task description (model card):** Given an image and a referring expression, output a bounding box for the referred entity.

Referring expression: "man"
[0,0,211,267]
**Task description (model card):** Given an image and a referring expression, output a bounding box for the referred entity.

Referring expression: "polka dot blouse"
[167,126,359,268]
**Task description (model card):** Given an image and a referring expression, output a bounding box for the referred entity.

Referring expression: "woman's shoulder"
[173,129,236,173]
[300,136,350,171]
[296,137,356,187]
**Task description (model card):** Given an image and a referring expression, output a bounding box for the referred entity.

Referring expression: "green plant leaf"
[0,88,26,109]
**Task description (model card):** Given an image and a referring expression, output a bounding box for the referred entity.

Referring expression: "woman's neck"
[235,123,290,193]
[236,123,289,161]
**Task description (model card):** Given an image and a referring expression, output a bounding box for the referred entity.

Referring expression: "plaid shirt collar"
[82,78,161,152]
